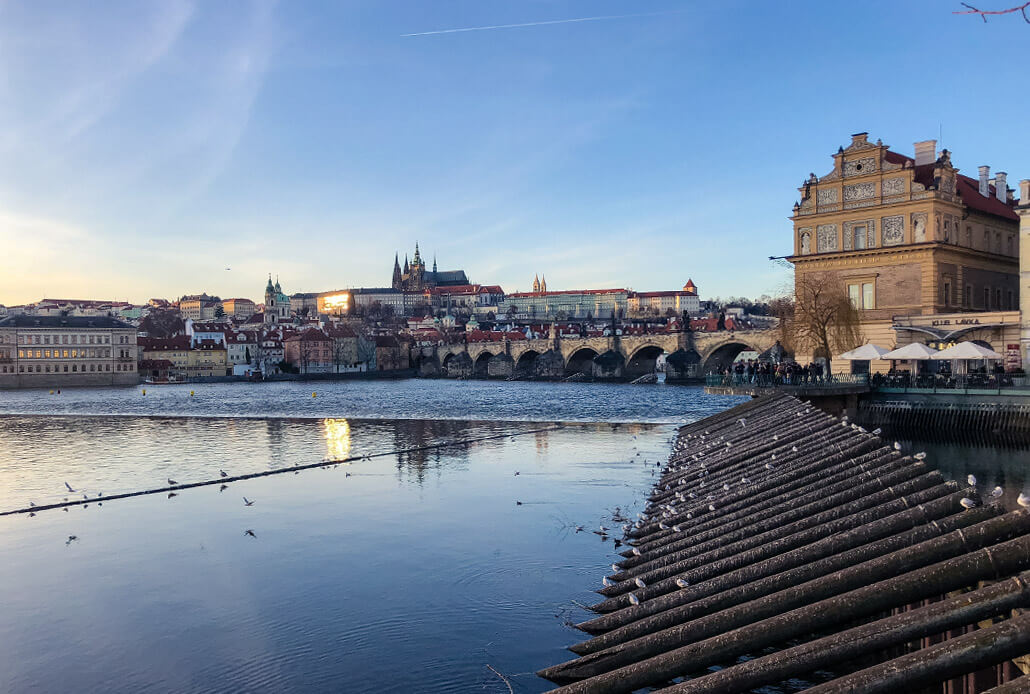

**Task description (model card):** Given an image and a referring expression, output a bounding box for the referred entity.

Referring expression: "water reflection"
[323,418,351,460]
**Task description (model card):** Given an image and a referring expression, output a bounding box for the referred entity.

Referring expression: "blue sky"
[1,0,1027,305]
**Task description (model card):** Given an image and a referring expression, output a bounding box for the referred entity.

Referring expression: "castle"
[391,243,469,291]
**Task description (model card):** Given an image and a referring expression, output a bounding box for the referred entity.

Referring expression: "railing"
[705,373,870,388]
[871,373,1030,394]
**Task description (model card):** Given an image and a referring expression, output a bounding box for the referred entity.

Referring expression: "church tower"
[392,253,403,290]
[533,274,540,292]
[264,274,277,324]
[540,275,547,292]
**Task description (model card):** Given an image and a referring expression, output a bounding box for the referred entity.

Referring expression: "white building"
[498,288,629,320]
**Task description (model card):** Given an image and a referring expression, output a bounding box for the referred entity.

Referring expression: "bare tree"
[785,272,860,370]
[954,2,1030,22]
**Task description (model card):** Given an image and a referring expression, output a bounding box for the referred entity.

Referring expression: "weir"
[538,393,1030,693]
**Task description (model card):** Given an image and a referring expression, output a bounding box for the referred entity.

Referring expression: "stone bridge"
[421,329,780,381]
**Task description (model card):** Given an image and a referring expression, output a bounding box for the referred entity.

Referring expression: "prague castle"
[391,243,469,292]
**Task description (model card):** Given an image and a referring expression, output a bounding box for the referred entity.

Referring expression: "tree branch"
[955,2,1030,22]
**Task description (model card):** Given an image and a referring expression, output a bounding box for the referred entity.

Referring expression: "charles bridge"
[416,328,780,381]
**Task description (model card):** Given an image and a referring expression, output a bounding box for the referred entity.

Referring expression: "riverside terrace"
[537,393,1030,693]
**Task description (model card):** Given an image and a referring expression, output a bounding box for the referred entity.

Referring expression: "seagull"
[722,483,731,491]
[628,593,641,606]
[243,497,255,506]
[791,446,798,453]
[658,522,669,530]
[599,525,609,532]
[872,428,882,435]
[632,547,642,556]
[167,478,178,485]
[960,497,977,509]
[602,576,613,587]
[66,535,78,545]
[991,486,1004,498]
[672,524,682,532]
[611,563,620,573]
[893,442,902,451]
[634,577,646,588]
[29,502,36,508]
[220,469,228,478]
[766,463,775,470]
[773,435,779,441]
[64,482,75,493]
[914,452,927,460]
[220,484,228,491]
[244,529,256,538]
[675,578,689,588]
[708,504,716,512]
[741,477,751,484]
[514,471,520,477]
[1018,492,1030,508]
[967,474,977,487]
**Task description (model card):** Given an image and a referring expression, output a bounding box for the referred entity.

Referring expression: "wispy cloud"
[401,10,682,37]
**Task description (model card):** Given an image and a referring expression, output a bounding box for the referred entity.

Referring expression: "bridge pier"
[487,353,514,379]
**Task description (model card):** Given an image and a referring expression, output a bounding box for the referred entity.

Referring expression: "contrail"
[401,10,681,37]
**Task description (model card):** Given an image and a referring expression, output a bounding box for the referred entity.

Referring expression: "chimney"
[995,172,1007,202]
[914,139,937,166]
[1020,179,1030,205]
[979,166,991,197]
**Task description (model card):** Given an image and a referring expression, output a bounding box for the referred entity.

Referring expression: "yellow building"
[788,133,1022,371]
[1019,179,1030,368]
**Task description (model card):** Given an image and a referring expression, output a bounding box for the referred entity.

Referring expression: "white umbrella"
[930,341,1002,360]
[881,343,939,360]
[839,344,891,360]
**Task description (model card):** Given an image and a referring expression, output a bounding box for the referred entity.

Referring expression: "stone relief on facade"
[912,212,927,243]
[816,224,838,253]
[816,188,838,205]
[939,175,955,194]
[843,182,875,201]
[881,177,904,196]
[881,215,904,246]
[799,229,812,254]
[843,157,876,177]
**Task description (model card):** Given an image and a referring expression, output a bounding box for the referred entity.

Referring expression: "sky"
[0,0,1028,305]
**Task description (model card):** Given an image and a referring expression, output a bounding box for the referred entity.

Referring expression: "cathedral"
[264,275,291,324]
[391,243,469,291]
[531,274,548,293]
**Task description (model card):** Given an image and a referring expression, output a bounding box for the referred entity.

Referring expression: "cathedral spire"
[532,274,540,292]
[413,241,422,267]
[541,275,547,292]
[392,253,403,289]
[433,253,437,273]
[404,255,409,274]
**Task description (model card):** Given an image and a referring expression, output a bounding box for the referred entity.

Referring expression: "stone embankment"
[539,392,1030,693]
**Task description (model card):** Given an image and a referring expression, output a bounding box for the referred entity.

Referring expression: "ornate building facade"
[789,133,1020,319]
[391,243,469,292]
[787,132,1023,371]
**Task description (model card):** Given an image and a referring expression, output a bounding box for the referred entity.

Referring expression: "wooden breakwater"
[538,392,1030,693]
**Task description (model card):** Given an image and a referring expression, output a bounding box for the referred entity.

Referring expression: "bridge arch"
[515,350,540,378]
[473,351,493,379]
[566,347,599,376]
[625,344,666,379]
[702,341,758,374]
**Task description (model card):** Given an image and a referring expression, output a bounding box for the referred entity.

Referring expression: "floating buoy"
[312,392,317,398]
[142,389,146,396]
[49,390,54,395]
[190,391,194,397]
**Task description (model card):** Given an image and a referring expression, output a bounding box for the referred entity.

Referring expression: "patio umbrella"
[930,341,1002,360]
[838,344,891,360]
[881,343,939,360]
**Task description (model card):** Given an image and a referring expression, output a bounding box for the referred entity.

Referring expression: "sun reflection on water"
[323,418,351,460]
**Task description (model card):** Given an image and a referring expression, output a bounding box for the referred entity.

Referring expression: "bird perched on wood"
[672,524,682,533]
[708,503,716,512]
[960,497,977,509]
[602,576,613,587]
[914,452,927,460]
[893,442,902,451]
[1018,492,1030,508]
[243,497,255,506]
[791,446,798,453]
[766,463,775,470]
[611,563,620,573]
[675,578,689,588]
[658,522,669,530]
[872,428,882,435]
[741,477,751,484]
[722,483,730,491]
[967,474,977,487]
[632,547,642,556]
[628,593,641,606]
[634,577,646,588]
[991,486,1004,498]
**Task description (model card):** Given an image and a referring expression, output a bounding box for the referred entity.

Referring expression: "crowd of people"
[715,359,826,386]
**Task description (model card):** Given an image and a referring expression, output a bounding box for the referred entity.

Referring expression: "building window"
[984,287,990,309]
[965,285,972,307]
[853,225,867,250]
[942,282,950,306]
[996,289,1002,310]
[1008,290,1014,310]
[848,282,875,310]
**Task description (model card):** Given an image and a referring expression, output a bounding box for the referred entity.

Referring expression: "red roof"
[139,336,191,351]
[886,150,1017,222]
[507,288,627,298]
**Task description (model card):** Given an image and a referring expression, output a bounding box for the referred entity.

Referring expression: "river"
[0,380,745,694]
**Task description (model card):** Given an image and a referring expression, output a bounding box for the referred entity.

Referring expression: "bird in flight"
[244,529,256,538]
[64,482,75,493]
[243,497,255,506]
